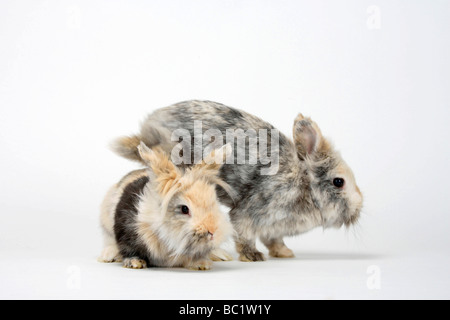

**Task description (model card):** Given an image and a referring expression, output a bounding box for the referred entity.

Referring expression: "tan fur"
[165,177,230,249]
[138,145,182,197]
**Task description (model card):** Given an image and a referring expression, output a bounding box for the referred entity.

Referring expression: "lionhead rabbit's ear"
[193,143,237,201]
[137,141,156,164]
[137,142,181,195]
[200,143,232,173]
[293,114,325,160]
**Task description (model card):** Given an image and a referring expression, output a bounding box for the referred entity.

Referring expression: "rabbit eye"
[180,205,190,215]
[333,178,345,188]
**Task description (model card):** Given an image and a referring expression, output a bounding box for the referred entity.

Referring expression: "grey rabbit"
[112,100,363,262]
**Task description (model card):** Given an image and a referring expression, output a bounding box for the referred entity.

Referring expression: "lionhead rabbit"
[99,142,234,270]
[112,100,363,262]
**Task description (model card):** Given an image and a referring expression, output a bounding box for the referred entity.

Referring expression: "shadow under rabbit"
[267,251,385,262]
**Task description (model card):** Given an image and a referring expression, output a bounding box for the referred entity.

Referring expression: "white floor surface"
[1,245,448,300]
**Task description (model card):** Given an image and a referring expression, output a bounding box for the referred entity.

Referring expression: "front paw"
[210,248,233,261]
[187,260,213,271]
[98,246,122,263]
[123,258,147,269]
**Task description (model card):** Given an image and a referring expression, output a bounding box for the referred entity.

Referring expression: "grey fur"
[113,100,363,261]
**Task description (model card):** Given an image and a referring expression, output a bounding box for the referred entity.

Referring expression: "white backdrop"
[1,0,449,299]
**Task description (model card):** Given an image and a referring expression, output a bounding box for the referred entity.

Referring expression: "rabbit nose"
[208,231,214,241]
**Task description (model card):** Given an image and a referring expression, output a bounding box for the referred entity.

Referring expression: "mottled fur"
[99,142,234,270]
[112,100,363,262]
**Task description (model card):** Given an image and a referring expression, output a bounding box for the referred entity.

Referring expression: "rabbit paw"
[236,240,266,262]
[269,246,295,258]
[187,260,213,271]
[266,241,295,258]
[98,246,122,263]
[123,258,147,269]
[210,248,233,261]
[239,251,266,262]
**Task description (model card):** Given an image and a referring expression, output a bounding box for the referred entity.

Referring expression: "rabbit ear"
[293,114,326,160]
[137,142,181,195]
[137,141,156,164]
[195,144,237,201]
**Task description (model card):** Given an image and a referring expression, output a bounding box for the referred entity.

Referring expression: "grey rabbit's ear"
[293,114,327,160]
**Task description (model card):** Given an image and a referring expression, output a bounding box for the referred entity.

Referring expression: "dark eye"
[333,178,345,188]
[180,205,190,215]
